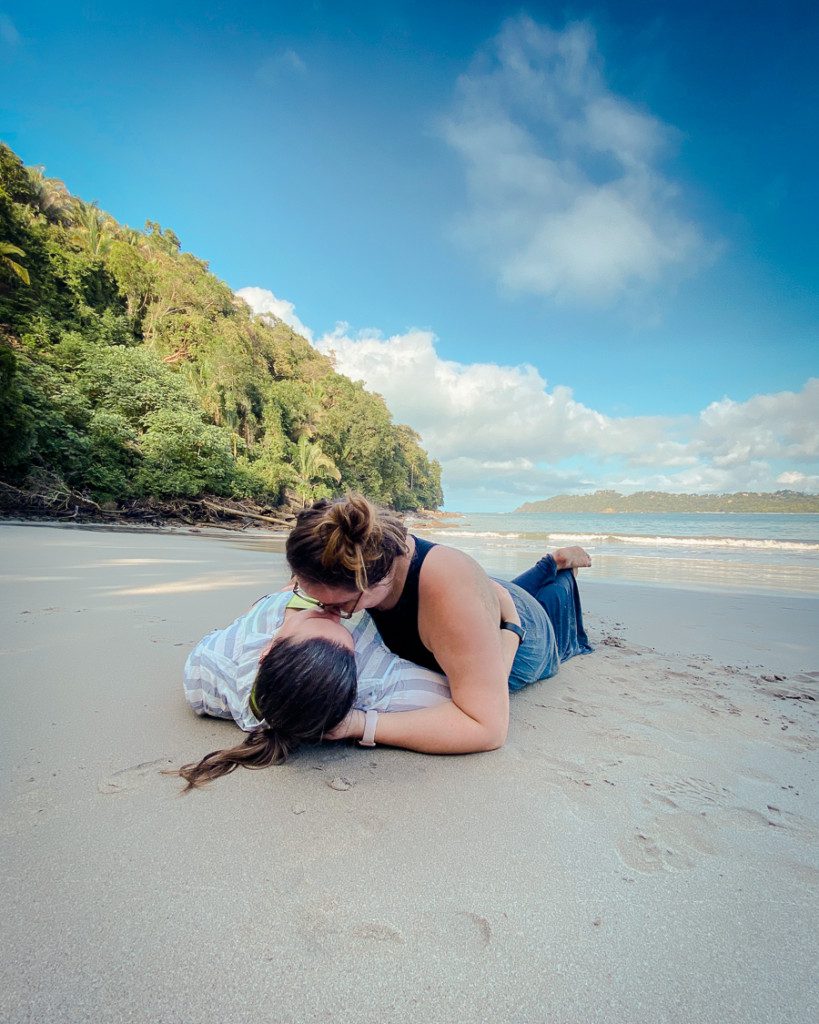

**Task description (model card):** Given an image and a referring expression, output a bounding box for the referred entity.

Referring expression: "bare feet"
[553,545,592,571]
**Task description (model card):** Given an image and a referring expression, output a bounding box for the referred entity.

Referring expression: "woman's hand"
[323,709,365,742]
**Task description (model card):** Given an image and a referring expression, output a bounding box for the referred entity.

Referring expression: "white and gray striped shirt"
[183,590,451,731]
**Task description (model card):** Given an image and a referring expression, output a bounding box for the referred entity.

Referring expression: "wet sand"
[1,523,817,1024]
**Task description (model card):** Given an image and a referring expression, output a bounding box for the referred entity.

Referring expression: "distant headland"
[515,490,819,514]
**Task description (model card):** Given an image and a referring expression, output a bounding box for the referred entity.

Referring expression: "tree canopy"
[0,144,442,512]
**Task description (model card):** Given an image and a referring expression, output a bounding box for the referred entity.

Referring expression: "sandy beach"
[1,521,817,1024]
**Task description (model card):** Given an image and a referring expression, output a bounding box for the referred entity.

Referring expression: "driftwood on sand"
[0,474,296,531]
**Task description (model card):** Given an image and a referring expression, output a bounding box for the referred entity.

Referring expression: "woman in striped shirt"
[176,586,457,788]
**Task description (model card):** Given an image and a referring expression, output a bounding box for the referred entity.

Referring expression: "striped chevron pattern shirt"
[183,590,451,731]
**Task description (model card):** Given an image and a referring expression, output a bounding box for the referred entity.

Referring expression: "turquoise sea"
[409,512,819,596]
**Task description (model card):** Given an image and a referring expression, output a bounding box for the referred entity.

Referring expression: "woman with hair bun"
[286,493,592,755]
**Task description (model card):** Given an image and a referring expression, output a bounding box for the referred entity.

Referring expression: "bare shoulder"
[417,542,505,686]
[421,544,490,592]
[419,543,496,614]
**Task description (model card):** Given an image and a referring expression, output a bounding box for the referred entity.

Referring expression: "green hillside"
[516,490,819,514]
[0,144,441,517]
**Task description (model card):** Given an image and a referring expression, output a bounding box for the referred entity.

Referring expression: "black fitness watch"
[500,620,526,645]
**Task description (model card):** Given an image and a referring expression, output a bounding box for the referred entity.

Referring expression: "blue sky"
[3,1,818,509]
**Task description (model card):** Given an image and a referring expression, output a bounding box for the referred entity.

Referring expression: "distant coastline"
[515,490,819,514]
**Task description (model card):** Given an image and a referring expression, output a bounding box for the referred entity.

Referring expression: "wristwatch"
[500,620,526,645]
[358,709,378,747]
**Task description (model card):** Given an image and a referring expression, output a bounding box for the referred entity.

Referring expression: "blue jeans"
[494,556,593,692]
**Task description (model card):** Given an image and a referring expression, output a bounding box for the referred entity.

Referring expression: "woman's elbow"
[477,721,508,751]
[453,702,509,751]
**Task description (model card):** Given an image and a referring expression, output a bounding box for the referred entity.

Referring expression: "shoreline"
[3,516,817,600]
[0,514,287,539]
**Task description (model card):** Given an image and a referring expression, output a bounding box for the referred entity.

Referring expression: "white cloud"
[316,324,819,506]
[237,285,819,508]
[777,470,819,489]
[236,286,314,342]
[693,381,819,463]
[440,16,710,303]
[316,324,668,465]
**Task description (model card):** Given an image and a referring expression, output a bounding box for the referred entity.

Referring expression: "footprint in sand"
[457,911,492,948]
[616,811,717,873]
[97,758,170,794]
[348,812,389,840]
[646,777,734,812]
[534,755,599,807]
[719,805,819,844]
[412,909,495,953]
[558,695,597,718]
[306,908,495,954]
[351,922,405,944]
[298,901,406,950]
[782,861,819,889]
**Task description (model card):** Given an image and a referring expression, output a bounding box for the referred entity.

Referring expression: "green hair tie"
[249,685,263,721]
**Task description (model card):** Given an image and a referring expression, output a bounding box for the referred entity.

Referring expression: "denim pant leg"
[494,579,558,691]
[511,556,592,663]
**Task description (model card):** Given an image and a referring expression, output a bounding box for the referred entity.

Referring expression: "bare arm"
[333,552,523,754]
[374,596,521,752]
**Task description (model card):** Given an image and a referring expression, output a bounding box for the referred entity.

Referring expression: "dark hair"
[174,635,357,790]
[286,493,408,592]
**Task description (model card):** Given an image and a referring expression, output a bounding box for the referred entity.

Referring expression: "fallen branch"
[201,500,293,527]
[0,478,113,517]
[1,479,300,531]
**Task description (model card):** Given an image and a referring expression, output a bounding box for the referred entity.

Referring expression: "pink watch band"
[358,709,378,747]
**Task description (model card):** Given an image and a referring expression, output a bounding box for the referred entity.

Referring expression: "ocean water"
[409,512,819,596]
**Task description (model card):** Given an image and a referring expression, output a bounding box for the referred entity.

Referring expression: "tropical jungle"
[0,143,442,526]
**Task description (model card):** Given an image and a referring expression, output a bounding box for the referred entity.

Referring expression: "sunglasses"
[292,580,363,620]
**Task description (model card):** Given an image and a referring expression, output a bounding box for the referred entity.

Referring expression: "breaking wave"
[421,528,819,553]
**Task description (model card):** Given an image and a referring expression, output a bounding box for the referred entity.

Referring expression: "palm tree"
[291,435,341,507]
[0,242,30,284]
[122,226,145,247]
[27,166,74,225]
[72,201,114,256]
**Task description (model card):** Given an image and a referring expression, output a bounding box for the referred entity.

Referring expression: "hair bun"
[287,493,408,593]
[328,494,378,546]
[317,495,382,581]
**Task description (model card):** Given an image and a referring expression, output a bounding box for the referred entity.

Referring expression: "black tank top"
[370,535,442,673]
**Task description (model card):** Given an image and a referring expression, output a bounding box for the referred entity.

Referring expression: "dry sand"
[1,522,817,1024]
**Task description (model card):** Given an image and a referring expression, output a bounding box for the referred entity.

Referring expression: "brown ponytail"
[172,634,357,790]
[175,727,293,790]
[287,493,408,591]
